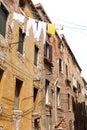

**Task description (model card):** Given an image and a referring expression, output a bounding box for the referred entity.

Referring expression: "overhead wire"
[63,25,87,31]
[49,16,87,31]
[50,16,87,29]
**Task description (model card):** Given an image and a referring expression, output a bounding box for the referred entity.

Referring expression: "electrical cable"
[50,16,87,29]
[63,25,87,31]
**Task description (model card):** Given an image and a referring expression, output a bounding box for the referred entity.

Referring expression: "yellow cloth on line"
[47,23,56,34]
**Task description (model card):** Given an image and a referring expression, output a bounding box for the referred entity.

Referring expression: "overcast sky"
[32,0,87,80]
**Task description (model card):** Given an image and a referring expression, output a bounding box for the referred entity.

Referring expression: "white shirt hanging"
[26,17,37,36]
[35,21,46,44]
[11,12,25,29]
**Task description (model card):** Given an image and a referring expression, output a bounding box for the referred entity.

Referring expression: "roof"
[35,3,51,23]
[27,0,42,20]
[35,3,61,40]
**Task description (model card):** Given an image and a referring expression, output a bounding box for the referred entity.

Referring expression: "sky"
[32,0,87,80]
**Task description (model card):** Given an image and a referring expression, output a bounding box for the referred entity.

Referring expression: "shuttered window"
[44,42,52,62]
[18,28,25,54]
[0,3,8,37]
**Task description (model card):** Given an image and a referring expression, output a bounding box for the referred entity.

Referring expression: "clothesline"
[11,12,63,44]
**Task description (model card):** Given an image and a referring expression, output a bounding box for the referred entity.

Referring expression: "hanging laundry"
[11,12,25,28]
[56,24,64,30]
[26,19,46,44]
[26,17,37,36]
[35,21,46,44]
[47,23,56,34]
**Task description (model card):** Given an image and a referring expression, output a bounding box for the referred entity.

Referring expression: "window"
[59,58,63,73]
[14,78,23,110]
[66,65,68,77]
[57,87,60,107]
[72,75,77,88]
[45,80,49,104]
[34,119,39,130]
[47,33,51,42]
[72,96,75,112]
[0,69,4,99]
[34,88,38,103]
[34,87,38,103]
[34,87,38,111]
[77,82,81,93]
[18,28,25,54]
[59,42,63,52]
[0,69,4,81]
[34,45,39,66]
[0,3,9,37]
[68,94,70,110]
[19,0,26,10]
[44,42,52,61]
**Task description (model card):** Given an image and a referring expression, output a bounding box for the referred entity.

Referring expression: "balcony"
[44,56,53,67]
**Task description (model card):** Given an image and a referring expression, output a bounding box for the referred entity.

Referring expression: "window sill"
[17,51,25,63]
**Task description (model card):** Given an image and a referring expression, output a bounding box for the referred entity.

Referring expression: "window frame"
[0,3,9,37]
[59,42,63,53]
[59,58,63,73]
[34,45,39,66]
[45,79,50,105]
[0,68,4,100]
[57,87,60,107]
[18,28,25,54]
[14,78,23,110]
[68,93,71,111]
[44,42,52,62]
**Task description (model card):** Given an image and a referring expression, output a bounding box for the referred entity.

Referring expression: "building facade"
[0,0,86,130]
[35,3,85,130]
[0,0,43,130]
